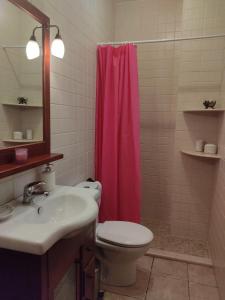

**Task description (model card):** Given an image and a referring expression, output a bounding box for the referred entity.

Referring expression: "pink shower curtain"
[95,44,141,223]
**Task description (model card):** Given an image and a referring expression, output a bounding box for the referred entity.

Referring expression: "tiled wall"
[209,39,225,299]
[172,0,225,242]
[0,0,114,205]
[115,0,225,243]
[30,0,115,186]
[115,0,179,236]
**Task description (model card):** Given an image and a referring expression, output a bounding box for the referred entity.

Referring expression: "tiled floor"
[103,256,220,300]
[142,221,209,258]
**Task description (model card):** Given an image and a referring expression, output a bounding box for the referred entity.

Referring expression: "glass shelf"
[3,139,42,144]
[183,109,224,113]
[1,102,42,108]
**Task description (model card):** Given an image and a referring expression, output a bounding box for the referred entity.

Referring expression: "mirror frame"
[0,0,50,164]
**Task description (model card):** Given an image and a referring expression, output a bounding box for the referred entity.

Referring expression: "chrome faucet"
[23,181,47,204]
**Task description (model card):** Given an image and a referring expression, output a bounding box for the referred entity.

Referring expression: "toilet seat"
[97,221,153,248]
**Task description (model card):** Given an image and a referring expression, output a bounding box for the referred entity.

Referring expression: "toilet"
[75,181,154,286]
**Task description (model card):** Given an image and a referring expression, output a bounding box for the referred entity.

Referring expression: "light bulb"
[51,34,65,59]
[26,35,40,60]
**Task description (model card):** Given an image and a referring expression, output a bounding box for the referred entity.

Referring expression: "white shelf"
[181,150,221,160]
[1,102,42,108]
[3,139,42,144]
[183,109,224,113]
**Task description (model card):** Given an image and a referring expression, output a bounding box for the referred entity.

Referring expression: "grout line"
[187,279,191,300]
[187,264,191,300]
[144,257,155,299]
[187,263,190,281]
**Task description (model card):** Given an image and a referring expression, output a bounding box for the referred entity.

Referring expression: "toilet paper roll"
[204,144,217,154]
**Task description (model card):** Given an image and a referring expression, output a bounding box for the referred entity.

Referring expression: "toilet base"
[101,261,136,286]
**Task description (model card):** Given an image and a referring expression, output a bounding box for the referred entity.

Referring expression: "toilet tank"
[75,181,102,206]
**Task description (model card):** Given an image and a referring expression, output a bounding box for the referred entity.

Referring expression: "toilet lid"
[97,221,153,248]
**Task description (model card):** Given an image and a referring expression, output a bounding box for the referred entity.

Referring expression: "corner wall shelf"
[181,150,221,160]
[183,109,224,113]
[3,139,42,144]
[1,103,42,108]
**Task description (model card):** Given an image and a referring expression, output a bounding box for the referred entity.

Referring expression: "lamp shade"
[26,35,40,60]
[51,34,65,59]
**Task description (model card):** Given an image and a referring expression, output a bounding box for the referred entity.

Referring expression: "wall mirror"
[0,0,43,148]
[0,0,62,178]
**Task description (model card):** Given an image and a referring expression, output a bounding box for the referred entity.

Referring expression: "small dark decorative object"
[203,100,216,109]
[17,97,28,105]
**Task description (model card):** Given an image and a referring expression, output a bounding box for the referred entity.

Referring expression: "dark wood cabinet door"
[0,249,48,300]
[0,223,96,300]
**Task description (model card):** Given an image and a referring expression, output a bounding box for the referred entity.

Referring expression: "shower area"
[112,0,225,266]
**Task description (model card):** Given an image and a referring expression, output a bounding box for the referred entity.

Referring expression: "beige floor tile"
[188,264,217,287]
[104,292,137,300]
[189,282,220,300]
[137,255,154,272]
[152,258,188,280]
[147,274,189,300]
[102,267,150,299]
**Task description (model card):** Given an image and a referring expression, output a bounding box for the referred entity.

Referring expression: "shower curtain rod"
[98,33,225,46]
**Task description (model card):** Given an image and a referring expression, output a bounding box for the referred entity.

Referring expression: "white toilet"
[75,181,154,286]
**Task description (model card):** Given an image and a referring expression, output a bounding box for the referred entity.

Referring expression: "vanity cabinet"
[0,222,96,300]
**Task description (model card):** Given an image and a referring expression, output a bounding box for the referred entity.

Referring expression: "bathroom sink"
[24,194,88,224]
[0,186,98,255]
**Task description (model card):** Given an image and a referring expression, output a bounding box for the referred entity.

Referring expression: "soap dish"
[0,204,14,221]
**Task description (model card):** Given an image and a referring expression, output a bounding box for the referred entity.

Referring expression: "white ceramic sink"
[0,186,98,255]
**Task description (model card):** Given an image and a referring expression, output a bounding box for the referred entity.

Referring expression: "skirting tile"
[147,248,213,267]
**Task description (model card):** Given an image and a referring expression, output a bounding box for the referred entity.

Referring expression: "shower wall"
[173,0,225,245]
[209,55,225,298]
[114,0,225,254]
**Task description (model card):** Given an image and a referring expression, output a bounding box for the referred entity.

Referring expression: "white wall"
[209,30,225,300]
[0,0,114,202]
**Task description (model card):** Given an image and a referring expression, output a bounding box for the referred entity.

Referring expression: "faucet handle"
[24,181,46,194]
[23,181,46,204]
